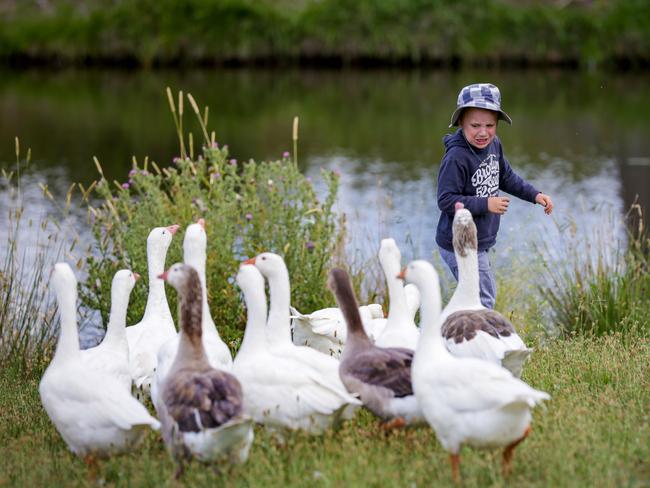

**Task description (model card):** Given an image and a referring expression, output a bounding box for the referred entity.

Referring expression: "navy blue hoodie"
[435,129,539,252]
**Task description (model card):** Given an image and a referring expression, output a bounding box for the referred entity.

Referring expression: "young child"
[436,83,553,309]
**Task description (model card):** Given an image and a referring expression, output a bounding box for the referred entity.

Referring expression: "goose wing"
[344,347,414,398]
[163,368,244,433]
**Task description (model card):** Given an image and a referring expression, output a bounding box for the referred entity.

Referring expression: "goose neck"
[102,287,129,346]
[237,285,268,357]
[450,248,482,308]
[174,281,208,367]
[415,279,449,359]
[265,269,292,345]
[144,255,172,318]
[54,286,80,360]
[383,258,409,325]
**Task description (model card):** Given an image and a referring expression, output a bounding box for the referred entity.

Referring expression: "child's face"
[460,108,498,149]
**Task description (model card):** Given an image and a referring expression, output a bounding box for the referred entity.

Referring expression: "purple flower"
[128,169,137,177]
[128,178,133,185]
[305,241,315,251]
[306,176,312,183]
[333,169,341,177]
[211,172,221,180]
[121,183,130,189]
[230,158,237,165]
[141,170,149,176]
[211,142,219,149]
[245,213,253,221]
[173,157,181,164]
[282,151,290,159]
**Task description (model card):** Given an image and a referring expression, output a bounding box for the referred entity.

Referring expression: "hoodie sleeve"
[498,142,540,203]
[437,152,489,216]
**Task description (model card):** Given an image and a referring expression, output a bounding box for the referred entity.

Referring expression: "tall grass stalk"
[0,144,80,372]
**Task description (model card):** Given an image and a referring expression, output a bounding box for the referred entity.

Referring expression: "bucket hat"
[449,83,512,127]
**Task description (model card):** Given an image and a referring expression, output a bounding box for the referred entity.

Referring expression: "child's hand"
[535,193,554,215]
[488,196,510,214]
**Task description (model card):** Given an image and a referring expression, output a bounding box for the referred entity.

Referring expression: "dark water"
[1,68,649,274]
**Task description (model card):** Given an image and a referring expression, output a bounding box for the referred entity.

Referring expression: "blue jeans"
[438,246,496,309]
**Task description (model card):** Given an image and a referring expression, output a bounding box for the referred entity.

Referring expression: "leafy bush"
[81,93,343,350]
[539,205,649,337]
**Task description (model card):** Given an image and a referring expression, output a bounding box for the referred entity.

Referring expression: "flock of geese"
[39,204,549,481]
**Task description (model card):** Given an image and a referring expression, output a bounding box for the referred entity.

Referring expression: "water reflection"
[1,67,648,269]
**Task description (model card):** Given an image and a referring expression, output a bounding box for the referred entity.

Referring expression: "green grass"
[1,333,647,487]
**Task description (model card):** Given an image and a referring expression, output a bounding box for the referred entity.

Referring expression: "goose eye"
[162,231,166,235]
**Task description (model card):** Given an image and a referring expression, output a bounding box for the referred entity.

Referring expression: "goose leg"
[450,453,460,484]
[382,417,406,431]
[502,425,531,476]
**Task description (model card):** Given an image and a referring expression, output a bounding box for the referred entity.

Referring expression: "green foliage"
[81,99,342,349]
[0,0,649,68]
[539,206,650,338]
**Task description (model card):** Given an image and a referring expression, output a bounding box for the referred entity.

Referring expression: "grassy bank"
[1,333,647,486]
[1,0,649,69]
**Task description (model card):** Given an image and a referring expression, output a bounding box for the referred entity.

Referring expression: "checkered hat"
[449,83,512,127]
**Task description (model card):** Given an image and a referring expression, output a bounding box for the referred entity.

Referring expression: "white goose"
[374,238,420,350]
[232,264,360,434]
[127,225,179,394]
[400,260,549,482]
[158,264,253,478]
[440,203,531,377]
[290,302,384,357]
[40,263,159,461]
[81,269,139,391]
[152,220,233,414]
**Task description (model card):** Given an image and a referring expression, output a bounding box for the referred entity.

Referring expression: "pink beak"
[243,257,256,265]
[455,202,465,212]
[158,271,168,281]
[197,218,206,229]
[167,224,180,235]
[133,273,141,281]
[396,268,407,280]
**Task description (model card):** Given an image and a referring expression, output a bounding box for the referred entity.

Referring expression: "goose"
[440,203,531,377]
[290,302,384,357]
[242,253,361,427]
[153,220,233,414]
[232,264,360,434]
[374,238,420,350]
[39,263,159,462]
[81,269,139,391]
[328,267,424,426]
[157,263,253,478]
[127,224,179,395]
[399,260,549,482]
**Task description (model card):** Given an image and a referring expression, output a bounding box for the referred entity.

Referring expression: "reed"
[537,204,649,338]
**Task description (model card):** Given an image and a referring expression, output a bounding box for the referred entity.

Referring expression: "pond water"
[1,68,649,290]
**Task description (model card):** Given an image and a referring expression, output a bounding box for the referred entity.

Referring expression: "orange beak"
[197,218,206,229]
[243,257,256,265]
[133,273,141,281]
[396,268,407,280]
[158,271,168,281]
[167,224,180,235]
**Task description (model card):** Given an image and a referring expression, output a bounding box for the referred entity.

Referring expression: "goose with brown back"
[328,268,423,426]
[158,264,253,478]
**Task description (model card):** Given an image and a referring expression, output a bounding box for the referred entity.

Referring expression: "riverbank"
[1,0,649,70]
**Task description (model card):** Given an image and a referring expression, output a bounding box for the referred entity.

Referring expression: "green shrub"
[539,205,649,338]
[81,93,343,350]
